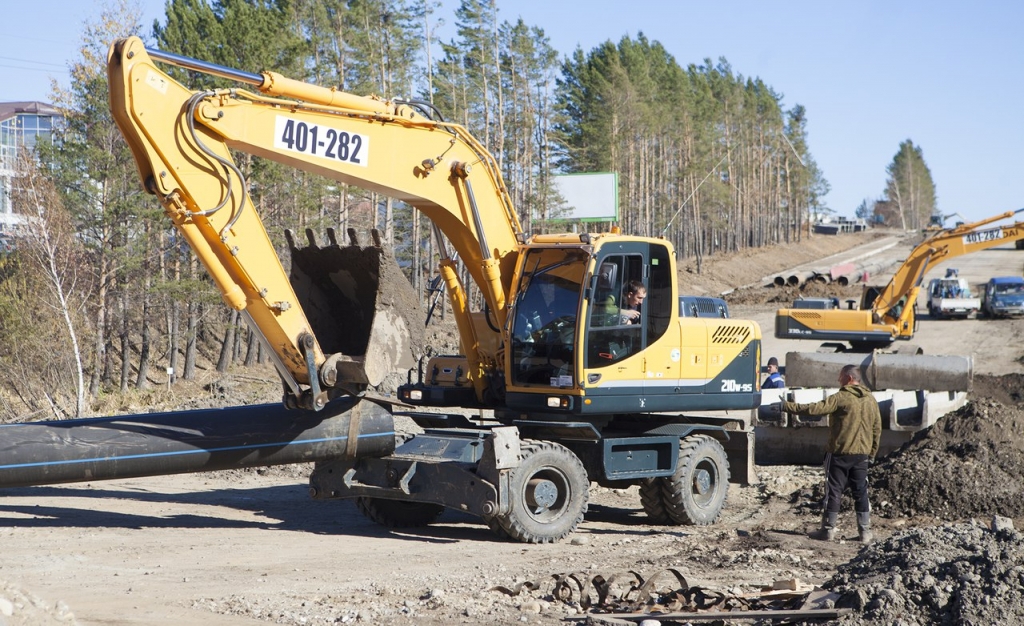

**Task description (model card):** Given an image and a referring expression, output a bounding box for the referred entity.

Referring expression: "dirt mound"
[972,373,1024,407]
[819,521,1024,625]
[725,281,865,307]
[0,579,78,625]
[871,393,1024,520]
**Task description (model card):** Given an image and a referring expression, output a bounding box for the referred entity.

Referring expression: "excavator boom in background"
[775,208,1024,351]
[0,38,767,544]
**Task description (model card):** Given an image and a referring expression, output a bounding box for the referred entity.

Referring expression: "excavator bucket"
[286,227,423,388]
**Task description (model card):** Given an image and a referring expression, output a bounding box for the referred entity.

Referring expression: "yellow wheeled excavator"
[775,208,1024,352]
[0,38,766,544]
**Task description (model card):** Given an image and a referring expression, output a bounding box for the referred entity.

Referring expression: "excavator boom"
[107,37,523,409]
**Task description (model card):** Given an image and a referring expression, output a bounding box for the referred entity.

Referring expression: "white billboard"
[550,172,618,222]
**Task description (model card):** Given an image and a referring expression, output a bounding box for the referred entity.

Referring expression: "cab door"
[635,243,682,402]
[582,247,647,412]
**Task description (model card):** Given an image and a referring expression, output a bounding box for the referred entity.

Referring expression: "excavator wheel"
[483,516,511,540]
[493,440,589,543]
[355,497,445,528]
[352,432,444,529]
[639,435,729,526]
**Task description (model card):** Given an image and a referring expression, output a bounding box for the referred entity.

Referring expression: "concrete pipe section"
[783,350,973,392]
[786,271,817,287]
[0,396,394,489]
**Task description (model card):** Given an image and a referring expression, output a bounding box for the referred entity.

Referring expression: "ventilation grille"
[791,311,825,321]
[711,325,752,344]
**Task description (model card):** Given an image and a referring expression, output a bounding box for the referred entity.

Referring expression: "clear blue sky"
[2,0,1021,224]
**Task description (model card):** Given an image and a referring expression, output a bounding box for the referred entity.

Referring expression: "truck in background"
[981,276,1024,318]
[926,269,980,319]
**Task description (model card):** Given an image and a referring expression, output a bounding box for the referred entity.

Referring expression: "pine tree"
[884,139,936,230]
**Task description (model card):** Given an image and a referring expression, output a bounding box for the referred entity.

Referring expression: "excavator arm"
[775,208,1024,349]
[107,37,523,409]
[869,208,1024,326]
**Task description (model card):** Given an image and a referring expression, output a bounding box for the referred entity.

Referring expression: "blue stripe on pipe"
[0,430,395,471]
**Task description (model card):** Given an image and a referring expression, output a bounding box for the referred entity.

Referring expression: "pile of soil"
[677,231,886,297]
[725,281,865,307]
[973,373,1024,406]
[872,392,1024,520]
[0,579,77,625]
[819,521,1024,625]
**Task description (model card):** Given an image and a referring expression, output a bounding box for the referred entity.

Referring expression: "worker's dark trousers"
[821,453,870,514]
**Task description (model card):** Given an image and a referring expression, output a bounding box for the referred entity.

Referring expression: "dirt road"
[1,230,1022,626]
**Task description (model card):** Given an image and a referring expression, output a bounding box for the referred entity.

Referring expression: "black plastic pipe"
[0,397,394,489]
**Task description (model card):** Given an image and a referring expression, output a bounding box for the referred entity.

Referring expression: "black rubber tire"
[494,440,589,543]
[353,432,445,528]
[484,516,511,540]
[355,497,445,528]
[638,479,672,524]
[639,435,729,526]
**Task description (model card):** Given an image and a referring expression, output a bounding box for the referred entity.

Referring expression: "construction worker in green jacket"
[781,364,882,543]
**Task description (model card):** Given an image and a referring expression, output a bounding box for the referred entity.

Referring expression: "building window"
[0,102,60,230]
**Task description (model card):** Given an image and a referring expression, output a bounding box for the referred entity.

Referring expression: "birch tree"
[9,156,90,418]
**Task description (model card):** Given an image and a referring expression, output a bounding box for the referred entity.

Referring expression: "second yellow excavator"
[775,209,1024,351]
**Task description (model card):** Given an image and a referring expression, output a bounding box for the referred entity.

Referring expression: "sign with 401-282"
[962,228,1002,245]
[273,116,369,167]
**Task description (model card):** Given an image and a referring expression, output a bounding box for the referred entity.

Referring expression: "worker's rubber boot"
[809,511,837,541]
[856,511,873,544]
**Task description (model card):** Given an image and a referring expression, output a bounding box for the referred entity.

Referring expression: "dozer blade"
[784,350,973,392]
[286,227,423,388]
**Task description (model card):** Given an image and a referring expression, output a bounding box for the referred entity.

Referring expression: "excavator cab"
[509,248,587,387]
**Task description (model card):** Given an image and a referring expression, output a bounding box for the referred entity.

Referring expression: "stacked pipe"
[772,258,898,290]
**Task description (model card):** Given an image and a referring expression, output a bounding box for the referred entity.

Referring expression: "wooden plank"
[564,607,853,622]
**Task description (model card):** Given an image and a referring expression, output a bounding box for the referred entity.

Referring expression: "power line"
[0,63,65,74]
[0,55,66,69]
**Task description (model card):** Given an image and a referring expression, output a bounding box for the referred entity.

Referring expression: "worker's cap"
[767,357,779,367]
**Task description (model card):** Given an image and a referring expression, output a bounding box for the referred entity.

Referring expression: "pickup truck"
[926,276,980,319]
[981,276,1024,318]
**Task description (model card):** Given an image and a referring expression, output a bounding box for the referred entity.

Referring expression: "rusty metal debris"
[492,568,853,623]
